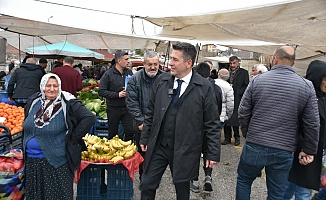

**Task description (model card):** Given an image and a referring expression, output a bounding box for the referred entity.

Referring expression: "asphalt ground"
[132,136,269,200]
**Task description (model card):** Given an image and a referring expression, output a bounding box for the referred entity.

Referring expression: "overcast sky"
[0,0,299,36]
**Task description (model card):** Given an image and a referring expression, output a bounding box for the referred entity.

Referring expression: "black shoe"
[221,140,231,145]
[190,180,200,193]
[203,176,213,192]
[234,138,240,146]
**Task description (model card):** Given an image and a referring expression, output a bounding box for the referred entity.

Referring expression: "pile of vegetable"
[77,87,107,119]
[82,78,98,87]
[0,103,24,134]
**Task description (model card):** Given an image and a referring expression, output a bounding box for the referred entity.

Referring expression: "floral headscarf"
[34,73,63,128]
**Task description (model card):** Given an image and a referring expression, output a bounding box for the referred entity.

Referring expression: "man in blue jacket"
[236,46,320,200]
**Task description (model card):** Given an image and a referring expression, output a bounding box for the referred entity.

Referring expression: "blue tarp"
[25,42,104,60]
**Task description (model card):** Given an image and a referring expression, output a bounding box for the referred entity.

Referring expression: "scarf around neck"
[34,73,63,128]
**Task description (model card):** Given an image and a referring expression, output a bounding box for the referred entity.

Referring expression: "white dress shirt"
[173,70,192,98]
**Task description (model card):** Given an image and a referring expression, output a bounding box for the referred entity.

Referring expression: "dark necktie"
[173,79,183,102]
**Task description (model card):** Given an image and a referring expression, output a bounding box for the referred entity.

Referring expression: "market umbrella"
[25,42,104,61]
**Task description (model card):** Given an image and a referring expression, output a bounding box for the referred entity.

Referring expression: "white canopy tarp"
[0,15,162,51]
[145,0,326,60]
[0,0,325,74]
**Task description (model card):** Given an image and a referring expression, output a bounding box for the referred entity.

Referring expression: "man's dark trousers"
[134,126,145,180]
[107,106,134,141]
[141,91,189,200]
[140,144,190,200]
[223,125,240,142]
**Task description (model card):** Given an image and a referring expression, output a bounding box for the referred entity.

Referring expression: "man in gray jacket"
[126,51,163,183]
[236,46,320,200]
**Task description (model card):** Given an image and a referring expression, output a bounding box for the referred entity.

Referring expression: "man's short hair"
[39,58,48,64]
[115,50,129,61]
[204,60,213,66]
[229,56,239,62]
[64,56,74,65]
[172,42,197,67]
[274,47,295,62]
[143,51,159,62]
[195,62,210,78]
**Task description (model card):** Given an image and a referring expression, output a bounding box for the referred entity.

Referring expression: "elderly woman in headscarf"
[23,73,96,200]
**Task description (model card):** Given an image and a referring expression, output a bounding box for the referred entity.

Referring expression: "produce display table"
[75,152,143,200]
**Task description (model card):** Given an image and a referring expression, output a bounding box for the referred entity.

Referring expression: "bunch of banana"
[107,143,137,163]
[81,151,89,161]
[110,156,124,163]
[123,144,137,159]
[92,139,109,153]
[82,150,115,162]
[115,149,126,157]
[110,135,132,150]
[81,134,138,163]
[83,133,101,146]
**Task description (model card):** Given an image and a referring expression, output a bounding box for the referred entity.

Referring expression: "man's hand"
[8,97,13,102]
[298,151,314,165]
[206,160,218,168]
[140,144,147,152]
[138,124,143,131]
[119,89,126,98]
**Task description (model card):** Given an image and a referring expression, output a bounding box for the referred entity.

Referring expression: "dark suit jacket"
[227,68,249,126]
[140,70,221,183]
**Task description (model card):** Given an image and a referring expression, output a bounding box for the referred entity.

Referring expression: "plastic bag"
[0,150,23,175]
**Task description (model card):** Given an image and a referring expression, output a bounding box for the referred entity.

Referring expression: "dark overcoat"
[140,70,221,183]
[227,68,249,126]
[288,60,326,190]
[288,93,325,190]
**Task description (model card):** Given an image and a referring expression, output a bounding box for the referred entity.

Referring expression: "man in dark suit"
[221,56,249,146]
[139,42,221,200]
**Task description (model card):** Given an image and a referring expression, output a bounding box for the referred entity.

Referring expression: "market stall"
[25,42,105,61]
[75,134,144,200]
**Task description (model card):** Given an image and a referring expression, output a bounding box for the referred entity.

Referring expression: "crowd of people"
[1,42,326,200]
[99,43,325,200]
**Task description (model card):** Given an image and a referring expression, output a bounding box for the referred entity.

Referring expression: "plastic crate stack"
[0,129,22,154]
[77,164,133,200]
[10,132,22,150]
[93,117,109,138]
